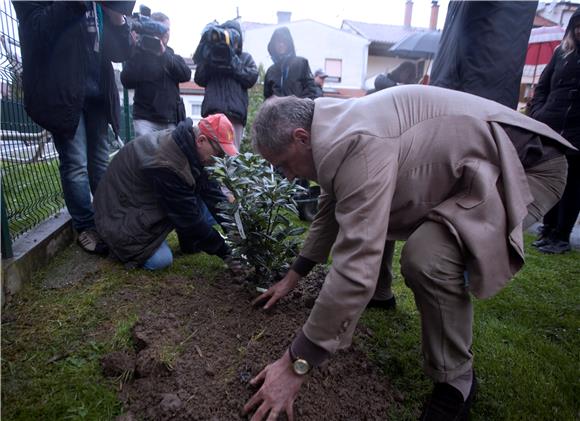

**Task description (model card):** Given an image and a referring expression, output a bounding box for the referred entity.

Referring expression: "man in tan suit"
[242,86,573,421]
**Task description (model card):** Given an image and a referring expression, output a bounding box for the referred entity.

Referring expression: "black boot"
[420,374,477,421]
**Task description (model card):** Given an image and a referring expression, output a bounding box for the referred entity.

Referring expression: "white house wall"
[367,56,409,80]
[243,20,369,89]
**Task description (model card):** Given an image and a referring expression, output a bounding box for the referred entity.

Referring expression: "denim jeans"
[52,101,109,231]
[142,240,173,270]
[142,200,218,271]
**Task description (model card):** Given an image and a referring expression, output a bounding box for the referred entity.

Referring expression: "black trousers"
[543,154,580,241]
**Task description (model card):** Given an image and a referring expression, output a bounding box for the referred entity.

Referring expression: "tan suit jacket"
[300,85,573,354]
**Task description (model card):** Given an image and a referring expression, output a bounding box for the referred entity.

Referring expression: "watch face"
[293,359,310,375]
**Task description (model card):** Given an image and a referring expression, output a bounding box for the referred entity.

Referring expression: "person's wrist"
[288,343,312,376]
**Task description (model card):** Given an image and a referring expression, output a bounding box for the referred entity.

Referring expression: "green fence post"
[1,189,14,259]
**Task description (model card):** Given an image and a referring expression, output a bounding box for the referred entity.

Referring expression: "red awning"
[525,26,565,66]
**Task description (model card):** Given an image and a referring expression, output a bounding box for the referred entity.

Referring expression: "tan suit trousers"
[376,155,568,383]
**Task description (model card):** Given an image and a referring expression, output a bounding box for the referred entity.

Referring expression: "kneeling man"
[94,114,238,270]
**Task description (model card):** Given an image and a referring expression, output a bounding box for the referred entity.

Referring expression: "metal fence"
[0,1,132,257]
[0,0,65,258]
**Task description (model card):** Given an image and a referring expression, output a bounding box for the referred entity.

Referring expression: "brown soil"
[100,267,397,420]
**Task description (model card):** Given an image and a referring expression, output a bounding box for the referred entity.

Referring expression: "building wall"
[367,56,407,79]
[243,20,369,89]
[537,2,579,27]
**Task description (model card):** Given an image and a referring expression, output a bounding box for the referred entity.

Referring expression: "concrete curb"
[1,209,73,307]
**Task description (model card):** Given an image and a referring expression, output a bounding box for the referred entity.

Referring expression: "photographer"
[194,20,258,149]
[121,11,191,137]
[13,1,133,255]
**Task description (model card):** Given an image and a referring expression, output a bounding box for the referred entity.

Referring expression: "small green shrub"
[210,152,306,284]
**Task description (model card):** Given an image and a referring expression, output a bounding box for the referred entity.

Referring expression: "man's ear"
[292,128,311,147]
[195,134,206,147]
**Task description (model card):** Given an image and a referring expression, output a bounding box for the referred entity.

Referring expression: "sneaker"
[420,374,477,421]
[366,295,397,311]
[538,239,571,254]
[77,228,109,256]
[532,225,554,248]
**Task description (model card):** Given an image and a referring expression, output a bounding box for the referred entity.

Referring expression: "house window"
[191,103,202,117]
[325,59,342,83]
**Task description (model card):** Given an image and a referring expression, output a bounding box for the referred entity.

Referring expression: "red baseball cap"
[198,114,238,157]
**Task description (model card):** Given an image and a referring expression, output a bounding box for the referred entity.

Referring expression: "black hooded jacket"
[194,20,258,126]
[528,8,580,150]
[121,45,191,124]
[12,1,132,139]
[263,27,319,99]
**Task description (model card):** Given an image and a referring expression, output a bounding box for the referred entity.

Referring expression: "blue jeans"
[142,200,218,271]
[142,240,173,270]
[52,101,109,231]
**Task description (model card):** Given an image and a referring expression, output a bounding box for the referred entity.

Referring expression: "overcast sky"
[141,0,450,57]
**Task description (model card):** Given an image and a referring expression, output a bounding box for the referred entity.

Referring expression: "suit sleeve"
[298,136,398,356]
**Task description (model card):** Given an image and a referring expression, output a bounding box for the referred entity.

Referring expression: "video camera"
[193,22,240,70]
[130,5,168,55]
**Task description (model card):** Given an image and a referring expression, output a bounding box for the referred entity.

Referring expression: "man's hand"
[223,255,243,274]
[243,350,305,421]
[252,270,300,309]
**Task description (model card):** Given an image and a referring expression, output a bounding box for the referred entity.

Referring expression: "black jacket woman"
[528,8,580,254]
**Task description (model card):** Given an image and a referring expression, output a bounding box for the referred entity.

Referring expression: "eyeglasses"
[208,138,226,158]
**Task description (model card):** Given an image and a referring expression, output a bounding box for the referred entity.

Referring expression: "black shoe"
[532,225,554,248]
[366,296,397,311]
[77,228,109,256]
[420,375,477,421]
[538,239,571,254]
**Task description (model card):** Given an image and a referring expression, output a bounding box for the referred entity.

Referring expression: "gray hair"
[251,96,315,154]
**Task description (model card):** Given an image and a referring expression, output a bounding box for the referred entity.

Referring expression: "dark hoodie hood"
[267,27,296,63]
[566,7,580,35]
[566,8,580,49]
[222,19,243,54]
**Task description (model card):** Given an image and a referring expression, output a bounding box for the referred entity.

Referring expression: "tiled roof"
[179,81,204,94]
[341,20,427,44]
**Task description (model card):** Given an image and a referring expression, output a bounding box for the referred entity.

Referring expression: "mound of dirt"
[101,267,397,420]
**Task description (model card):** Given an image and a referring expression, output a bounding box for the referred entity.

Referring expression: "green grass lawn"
[1,234,578,420]
[362,235,580,420]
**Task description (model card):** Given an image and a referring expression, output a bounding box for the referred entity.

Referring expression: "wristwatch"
[289,345,311,375]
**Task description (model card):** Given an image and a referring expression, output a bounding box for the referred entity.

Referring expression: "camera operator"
[121,11,191,137]
[13,1,133,255]
[193,20,258,149]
